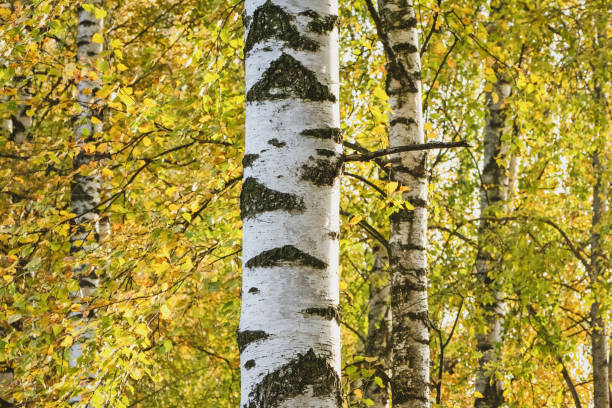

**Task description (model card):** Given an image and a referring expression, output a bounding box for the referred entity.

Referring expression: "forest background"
[0,0,609,407]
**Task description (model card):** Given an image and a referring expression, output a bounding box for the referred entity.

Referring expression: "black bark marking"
[300,10,339,34]
[381,9,417,30]
[245,245,326,269]
[392,42,418,54]
[316,149,336,157]
[244,1,319,54]
[237,330,270,353]
[390,117,416,127]
[300,127,343,144]
[240,177,305,219]
[267,138,286,147]
[244,348,342,408]
[246,53,336,103]
[328,231,340,240]
[301,158,343,186]
[301,305,341,324]
[248,287,260,294]
[242,154,260,168]
[245,359,256,370]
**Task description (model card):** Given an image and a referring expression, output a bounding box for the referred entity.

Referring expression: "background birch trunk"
[474,69,511,408]
[68,3,104,404]
[590,150,609,408]
[239,1,342,406]
[378,0,430,406]
[364,246,391,407]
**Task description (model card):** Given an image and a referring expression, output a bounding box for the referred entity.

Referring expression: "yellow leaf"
[143,98,156,108]
[130,367,144,380]
[474,391,484,398]
[134,323,148,337]
[101,168,113,179]
[60,335,73,348]
[348,215,362,225]
[92,33,104,44]
[117,63,128,72]
[386,181,399,194]
[91,116,102,125]
[373,87,388,100]
[94,7,107,19]
[424,122,433,131]
[354,389,363,399]
[160,304,172,320]
[25,109,35,117]
[142,136,152,147]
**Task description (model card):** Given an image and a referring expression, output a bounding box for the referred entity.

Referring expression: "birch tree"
[473,64,511,408]
[377,0,430,406]
[238,0,342,406]
[363,246,391,407]
[68,3,104,403]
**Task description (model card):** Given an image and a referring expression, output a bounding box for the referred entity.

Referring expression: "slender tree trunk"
[68,4,104,404]
[474,70,511,408]
[364,246,391,407]
[378,1,430,406]
[238,1,342,406]
[590,150,609,408]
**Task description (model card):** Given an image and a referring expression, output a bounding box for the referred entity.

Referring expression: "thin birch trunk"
[591,150,609,408]
[378,0,430,406]
[239,1,342,406]
[364,246,391,407]
[68,4,103,404]
[474,71,511,408]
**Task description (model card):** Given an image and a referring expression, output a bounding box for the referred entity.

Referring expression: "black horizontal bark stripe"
[244,348,341,408]
[247,53,336,102]
[301,305,341,324]
[237,330,270,353]
[245,245,327,269]
[240,177,305,219]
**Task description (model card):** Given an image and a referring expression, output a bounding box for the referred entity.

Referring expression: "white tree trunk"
[591,150,609,408]
[239,1,342,407]
[364,246,391,408]
[474,72,511,408]
[68,4,103,404]
[378,0,430,407]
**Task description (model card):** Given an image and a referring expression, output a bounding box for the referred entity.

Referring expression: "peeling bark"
[240,1,341,406]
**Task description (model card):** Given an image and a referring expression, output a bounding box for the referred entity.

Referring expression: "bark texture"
[474,71,512,408]
[68,4,104,404]
[239,1,342,407]
[379,1,430,407]
[363,246,391,408]
[591,151,609,408]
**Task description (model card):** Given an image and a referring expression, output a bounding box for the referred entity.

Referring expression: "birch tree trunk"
[590,150,609,408]
[474,70,511,408]
[68,4,104,404]
[239,1,342,406]
[364,246,391,407]
[378,1,430,406]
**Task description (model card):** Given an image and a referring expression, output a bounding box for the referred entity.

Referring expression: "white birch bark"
[378,0,430,406]
[239,1,342,406]
[68,4,103,404]
[591,150,609,408]
[474,71,511,408]
[364,246,391,408]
